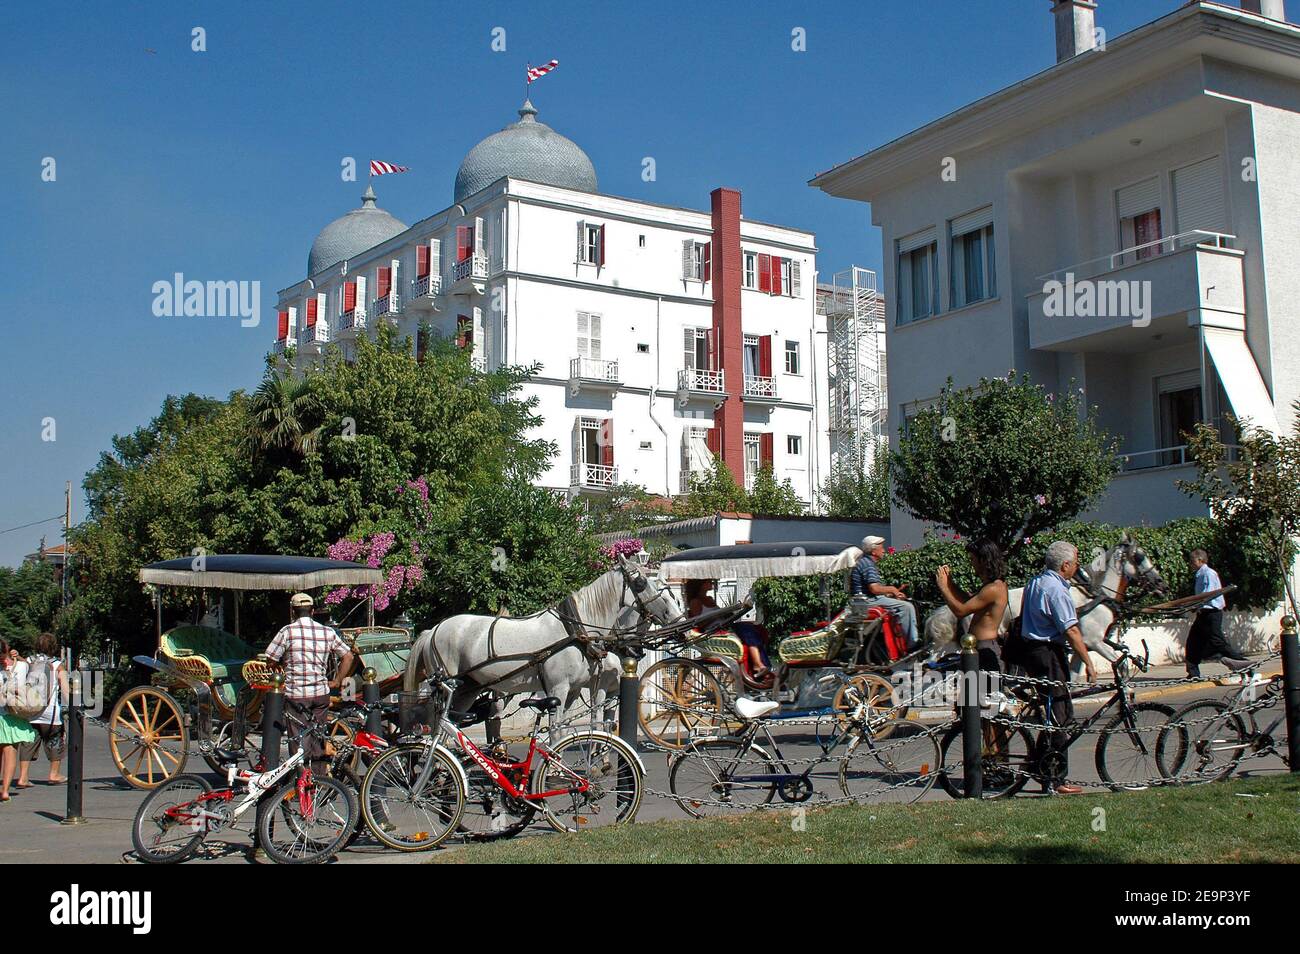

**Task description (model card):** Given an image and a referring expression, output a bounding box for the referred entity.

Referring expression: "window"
[743,251,757,289]
[787,435,802,455]
[743,433,761,490]
[750,254,798,296]
[638,234,645,248]
[455,314,474,349]
[743,334,759,377]
[897,232,940,324]
[1155,370,1202,467]
[577,221,605,265]
[1173,157,1227,237]
[576,312,602,361]
[1117,177,1163,262]
[784,340,800,375]
[682,240,711,281]
[681,426,712,491]
[636,342,650,354]
[684,327,711,370]
[456,224,475,263]
[950,210,996,309]
[780,259,793,296]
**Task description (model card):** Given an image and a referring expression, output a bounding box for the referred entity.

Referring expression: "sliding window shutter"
[950,206,993,237]
[1173,158,1227,235]
[897,227,937,254]
[1116,177,1161,219]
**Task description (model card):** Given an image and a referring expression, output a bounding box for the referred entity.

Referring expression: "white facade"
[276,170,829,505]
[813,1,1300,544]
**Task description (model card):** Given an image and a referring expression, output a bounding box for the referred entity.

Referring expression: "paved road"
[0,665,1286,864]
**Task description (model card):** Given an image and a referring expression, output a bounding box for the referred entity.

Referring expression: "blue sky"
[0,0,1188,566]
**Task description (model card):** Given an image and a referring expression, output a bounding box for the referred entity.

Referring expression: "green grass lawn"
[434,774,1300,864]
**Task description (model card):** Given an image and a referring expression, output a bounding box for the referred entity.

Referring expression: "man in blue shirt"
[850,535,918,648]
[1185,549,1249,679]
[1017,541,1095,795]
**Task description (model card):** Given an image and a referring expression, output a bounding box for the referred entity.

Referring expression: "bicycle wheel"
[257,774,357,864]
[839,720,939,804]
[532,732,643,833]
[669,736,777,818]
[937,720,1035,800]
[637,658,726,749]
[360,743,465,851]
[1155,700,1250,783]
[458,754,536,841]
[1095,702,1175,791]
[834,672,902,734]
[131,773,213,864]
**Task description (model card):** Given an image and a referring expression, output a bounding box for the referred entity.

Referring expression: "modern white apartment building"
[275,100,830,504]
[813,0,1298,544]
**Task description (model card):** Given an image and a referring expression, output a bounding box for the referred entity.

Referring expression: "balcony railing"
[1119,444,1240,473]
[571,462,618,490]
[300,322,328,348]
[679,470,702,494]
[743,374,778,401]
[408,274,442,307]
[371,293,399,320]
[570,357,620,383]
[451,254,488,283]
[339,307,366,333]
[272,337,289,354]
[1038,230,1236,285]
[677,368,726,393]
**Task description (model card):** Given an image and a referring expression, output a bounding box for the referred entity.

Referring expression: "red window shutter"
[456,226,471,262]
[757,254,771,293]
[417,245,431,278]
[758,336,772,377]
[597,225,606,266]
[305,298,318,327]
[705,428,721,456]
[376,267,391,298]
[771,256,783,296]
[344,282,356,311]
[760,433,774,468]
[703,241,712,282]
[277,310,289,341]
[601,420,614,467]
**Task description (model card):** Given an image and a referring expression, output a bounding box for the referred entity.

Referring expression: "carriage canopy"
[658,541,863,581]
[139,554,383,591]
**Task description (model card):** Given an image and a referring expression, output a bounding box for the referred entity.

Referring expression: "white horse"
[924,535,1166,667]
[403,556,683,733]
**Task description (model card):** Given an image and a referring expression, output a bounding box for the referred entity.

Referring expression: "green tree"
[891,375,1119,553]
[0,558,62,650]
[674,457,748,517]
[747,466,805,516]
[245,364,325,462]
[579,482,671,536]
[819,442,890,520]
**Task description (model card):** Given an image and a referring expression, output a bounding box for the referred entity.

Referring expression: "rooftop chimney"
[1052,0,1099,62]
[1241,0,1286,20]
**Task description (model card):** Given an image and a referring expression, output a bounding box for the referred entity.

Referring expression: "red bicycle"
[358,674,645,850]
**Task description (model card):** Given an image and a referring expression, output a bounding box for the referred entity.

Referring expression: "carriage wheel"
[637,658,726,750]
[834,673,902,736]
[110,686,190,789]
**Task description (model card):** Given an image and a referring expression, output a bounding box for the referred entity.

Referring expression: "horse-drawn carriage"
[637,541,923,749]
[108,555,403,789]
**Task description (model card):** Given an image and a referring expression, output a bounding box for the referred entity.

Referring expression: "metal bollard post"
[1280,616,1300,775]
[618,655,639,748]
[361,667,383,737]
[260,672,285,769]
[960,633,983,799]
[62,668,86,825]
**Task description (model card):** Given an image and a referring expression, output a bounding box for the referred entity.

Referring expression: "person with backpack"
[0,639,38,802]
[17,633,68,787]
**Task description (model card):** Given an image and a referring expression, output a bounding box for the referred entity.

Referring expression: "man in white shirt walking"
[1185,549,1249,679]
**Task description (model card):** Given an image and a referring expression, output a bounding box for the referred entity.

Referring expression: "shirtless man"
[934,539,1009,671]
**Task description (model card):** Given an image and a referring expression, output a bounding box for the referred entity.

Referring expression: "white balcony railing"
[743,374,777,400]
[1119,444,1240,473]
[1038,230,1236,285]
[678,368,726,393]
[300,322,328,347]
[408,274,442,305]
[570,357,620,383]
[571,462,618,489]
[451,254,488,283]
[370,293,399,319]
[339,307,366,333]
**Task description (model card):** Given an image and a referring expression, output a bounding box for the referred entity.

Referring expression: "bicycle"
[358,673,645,851]
[131,712,359,864]
[937,636,1175,797]
[1156,672,1290,782]
[667,687,939,818]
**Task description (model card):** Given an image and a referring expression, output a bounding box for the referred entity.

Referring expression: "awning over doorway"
[1203,327,1280,435]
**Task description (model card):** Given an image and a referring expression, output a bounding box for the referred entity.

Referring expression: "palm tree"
[246,368,324,458]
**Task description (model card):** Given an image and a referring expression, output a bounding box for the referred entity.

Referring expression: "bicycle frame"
[164,746,309,832]
[698,704,873,790]
[440,715,591,802]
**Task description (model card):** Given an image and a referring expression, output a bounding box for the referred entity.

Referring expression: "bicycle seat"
[733,696,779,721]
[519,696,562,712]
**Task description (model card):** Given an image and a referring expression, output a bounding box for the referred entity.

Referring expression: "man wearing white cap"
[264,592,354,772]
[850,536,918,648]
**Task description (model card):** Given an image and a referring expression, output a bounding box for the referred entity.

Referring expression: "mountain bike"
[131,712,358,864]
[1156,673,1290,782]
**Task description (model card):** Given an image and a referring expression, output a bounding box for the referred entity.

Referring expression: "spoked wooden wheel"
[834,673,901,735]
[637,658,726,750]
[110,687,190,789]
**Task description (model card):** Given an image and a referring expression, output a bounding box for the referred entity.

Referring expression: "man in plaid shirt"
[265,593,354,772]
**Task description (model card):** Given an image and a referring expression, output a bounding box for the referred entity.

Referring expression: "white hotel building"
[813,0,1300,546]
[274,100,831,505]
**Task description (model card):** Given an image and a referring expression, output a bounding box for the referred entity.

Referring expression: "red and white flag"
[369,160,409,177]
[526,59,559,83]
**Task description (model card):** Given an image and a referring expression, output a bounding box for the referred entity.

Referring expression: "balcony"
[450,254,488,293]
[568,357,620,396]
[571,462,618,491]
[676,368,728,408]
[300,321,328,352]
[407,274,442,310]
[370,293,400,321]
[742,374,778,404]
[338,306,366,336]
[1028,231,1243,353]
[272,337,289,356]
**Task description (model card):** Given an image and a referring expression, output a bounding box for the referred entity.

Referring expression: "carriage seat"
[161,625,257,707]
[776,613,849,666]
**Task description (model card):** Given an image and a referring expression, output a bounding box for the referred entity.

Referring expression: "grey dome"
[454,100,597,203]
[307,185,408,276]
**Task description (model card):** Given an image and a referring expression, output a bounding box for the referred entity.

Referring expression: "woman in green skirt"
[0,639,38,801]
